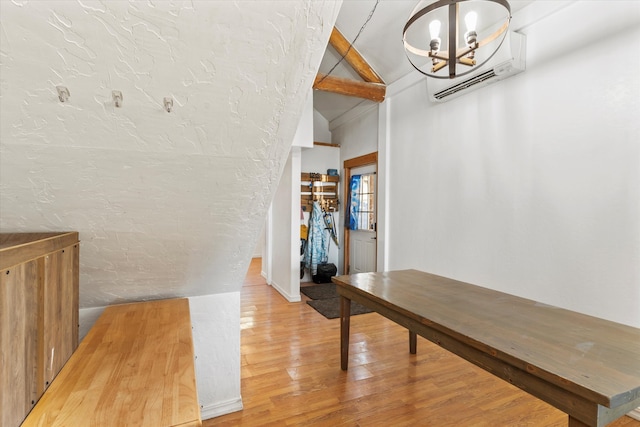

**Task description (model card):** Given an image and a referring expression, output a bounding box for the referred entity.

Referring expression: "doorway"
[343,152,377,275]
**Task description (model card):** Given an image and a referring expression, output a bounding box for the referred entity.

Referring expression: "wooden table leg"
[340,296,351,371]
[409,330,417,354]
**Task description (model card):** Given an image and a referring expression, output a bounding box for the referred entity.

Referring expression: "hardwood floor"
[205,259,640,426]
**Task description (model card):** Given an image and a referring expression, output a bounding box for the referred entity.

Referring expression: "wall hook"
[56,86,70,102]
[112,90,123,108]
[163,97,173,113]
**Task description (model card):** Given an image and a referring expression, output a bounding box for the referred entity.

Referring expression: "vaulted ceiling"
[313,0,534,122]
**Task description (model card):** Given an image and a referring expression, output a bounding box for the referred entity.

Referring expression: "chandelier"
[403,0,511,79]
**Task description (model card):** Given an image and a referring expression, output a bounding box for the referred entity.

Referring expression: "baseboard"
[271,280,301,302]
[628,407,640,421]
[200,397,243,420]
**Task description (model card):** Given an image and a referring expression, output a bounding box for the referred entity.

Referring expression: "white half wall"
[189,293,242,419]
[270,148,302,302]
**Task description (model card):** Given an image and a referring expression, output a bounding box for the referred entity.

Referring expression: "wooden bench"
[334,269,640,427]
[22,298,201,427]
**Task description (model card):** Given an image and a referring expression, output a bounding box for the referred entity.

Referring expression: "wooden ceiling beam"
[328,27,385,85]
[314,74,385,103]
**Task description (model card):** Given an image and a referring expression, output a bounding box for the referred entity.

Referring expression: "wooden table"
[22,298,201,427]
[333,269,640,427]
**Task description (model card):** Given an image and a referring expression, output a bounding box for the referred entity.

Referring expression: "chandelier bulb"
[429,19,441,40]
[465,11,478,32]
[429,20,441,52]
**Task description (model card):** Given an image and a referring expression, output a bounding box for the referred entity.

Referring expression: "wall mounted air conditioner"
[427,31,526,102]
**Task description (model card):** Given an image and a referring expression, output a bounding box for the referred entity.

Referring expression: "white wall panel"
[383,2,639,327]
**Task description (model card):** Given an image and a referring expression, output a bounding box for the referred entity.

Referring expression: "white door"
[348,166,376,273]
[350,230,376,273]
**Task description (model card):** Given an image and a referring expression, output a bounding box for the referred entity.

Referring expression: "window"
[348,173,376,231]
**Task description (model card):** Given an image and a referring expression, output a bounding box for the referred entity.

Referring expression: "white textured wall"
[382,1,640,327]
[0,0,340,306]
[0,0,341,418]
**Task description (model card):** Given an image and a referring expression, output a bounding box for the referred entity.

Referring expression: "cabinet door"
[0,260,39,427]
[42,244,79,390]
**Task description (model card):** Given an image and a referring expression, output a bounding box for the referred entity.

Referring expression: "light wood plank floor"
[205,259,640,426]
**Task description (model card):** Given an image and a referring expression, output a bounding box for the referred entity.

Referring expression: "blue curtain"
[348,175,361,230]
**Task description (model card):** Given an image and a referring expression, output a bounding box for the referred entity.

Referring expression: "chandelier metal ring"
[403,0,512,79]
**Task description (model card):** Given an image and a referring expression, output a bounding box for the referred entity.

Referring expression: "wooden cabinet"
[0,232,79,427]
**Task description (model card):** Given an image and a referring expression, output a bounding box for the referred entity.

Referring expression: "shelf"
[301,173,339,212]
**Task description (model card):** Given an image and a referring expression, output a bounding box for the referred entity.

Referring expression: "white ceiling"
[314,0,534,123]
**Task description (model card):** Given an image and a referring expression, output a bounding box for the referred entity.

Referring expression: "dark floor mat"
[300,283,338,300]
[306,298,373,319]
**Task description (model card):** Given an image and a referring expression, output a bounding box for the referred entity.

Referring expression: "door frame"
[343,152,378,275]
